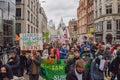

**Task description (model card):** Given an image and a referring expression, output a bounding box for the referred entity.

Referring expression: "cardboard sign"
[20,33,43,50]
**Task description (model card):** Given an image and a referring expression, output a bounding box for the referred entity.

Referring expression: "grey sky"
[40,0,79,26]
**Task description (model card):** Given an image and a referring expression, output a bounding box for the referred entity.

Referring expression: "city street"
[0,0,120,80]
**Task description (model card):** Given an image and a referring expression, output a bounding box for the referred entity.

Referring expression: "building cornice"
[94,14,120,20]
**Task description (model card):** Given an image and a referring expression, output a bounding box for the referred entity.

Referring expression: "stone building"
[94,0,120,43]
[68,19,77,42]
[16,0,48,34]
[77,0,88,36]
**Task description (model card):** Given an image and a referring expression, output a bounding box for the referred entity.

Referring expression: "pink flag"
[56,48,60,59]
[66,27,70,39]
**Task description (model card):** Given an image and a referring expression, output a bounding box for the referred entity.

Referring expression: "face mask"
[76,70,83,74]
[0,72,8,78]
[98,55,102,60]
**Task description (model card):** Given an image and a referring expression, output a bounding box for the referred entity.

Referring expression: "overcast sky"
[40,0,79,27]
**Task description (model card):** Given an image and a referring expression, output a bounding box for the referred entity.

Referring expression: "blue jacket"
[59,47,67,59]
[90,59,104,80]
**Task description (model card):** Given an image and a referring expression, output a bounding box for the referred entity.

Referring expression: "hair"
[75,59,85,69]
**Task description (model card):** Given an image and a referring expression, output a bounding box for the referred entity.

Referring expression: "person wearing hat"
[7,50,20,77]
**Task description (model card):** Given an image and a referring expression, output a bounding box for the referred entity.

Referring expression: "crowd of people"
[42,40,120,80]
[0,38,120,80]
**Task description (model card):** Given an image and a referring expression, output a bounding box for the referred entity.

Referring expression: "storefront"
[95,32,103,43]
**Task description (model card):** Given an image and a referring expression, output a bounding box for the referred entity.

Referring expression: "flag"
[66,27,70,39]
[15,34,20,41]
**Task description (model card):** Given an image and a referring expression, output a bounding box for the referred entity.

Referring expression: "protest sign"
[40,59,67,80]
[20,33,43,50]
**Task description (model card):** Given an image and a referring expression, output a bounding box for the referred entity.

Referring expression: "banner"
[20,33,43,50]
[40,59,67,80]
[44,32,49,41]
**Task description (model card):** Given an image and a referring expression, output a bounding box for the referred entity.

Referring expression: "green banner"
[44,32,49,41]
[40,59,67,80]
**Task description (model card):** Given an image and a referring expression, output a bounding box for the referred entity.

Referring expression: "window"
[28,24,30,33]
[31,26,33,33]
[116,20,120,31]
[34,17,35,24]
[16,23,21,34]
[16,8,21,18]
[27,11,30,21]
[31,14,33,23]
[16,0,21,2]
[106,5,112,14]
[100,0,101,4]
[99,8,102,16]
[96,11,98,18]
[31,1,33,11]
[118,5,120,13]
[107,21,112,30]
[28,0,30,7]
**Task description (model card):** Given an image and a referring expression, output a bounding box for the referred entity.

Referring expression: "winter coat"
[27,55,41,75]
[7,55,20,76]
[5,64,13,79]
[66,70,85,80]
[90,59,104,80]
[59,47,67,59]
[65,58,80,74]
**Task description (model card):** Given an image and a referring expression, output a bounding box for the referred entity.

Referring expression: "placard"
[20,33,43,50]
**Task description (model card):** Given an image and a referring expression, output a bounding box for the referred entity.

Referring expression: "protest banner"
[40,59,67,80]
[44,32,49,41]
[20,33,43,50]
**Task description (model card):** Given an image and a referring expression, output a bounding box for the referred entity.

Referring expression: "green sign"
[44,32,49,41]
[40,59,67,80]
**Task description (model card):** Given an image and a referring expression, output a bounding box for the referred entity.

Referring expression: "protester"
[7,50,20,77]
[48,47,57,59]
[42,44,49,59]
[66,59,85,80]
[27,51,41,80]
[59,44,67,59]
[0,64,13,80]
[110,49,120,80]
[81,47,93,80]
[65,53,80,74]
[67,47,75,59]
[19,51,27,76]
[90,55,105,80]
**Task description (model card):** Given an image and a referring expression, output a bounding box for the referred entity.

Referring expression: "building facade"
[94,0,120,43]
[68,19,77,42]
[16,0,47,35]
[77,0,88,36]
[0,0,16,46]
[57,18,66,39]
[87,0,94,38]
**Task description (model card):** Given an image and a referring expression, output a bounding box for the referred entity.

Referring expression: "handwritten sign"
[20,33,43,50]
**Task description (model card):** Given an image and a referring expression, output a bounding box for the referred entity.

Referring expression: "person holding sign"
[27,51,41,80]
